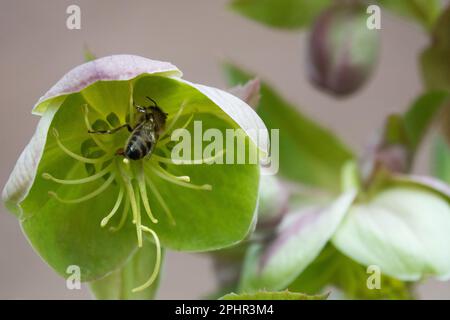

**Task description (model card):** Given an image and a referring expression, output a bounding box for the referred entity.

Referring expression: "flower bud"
[307,5,379,96]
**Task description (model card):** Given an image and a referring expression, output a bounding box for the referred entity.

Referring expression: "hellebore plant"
[2,55,268,298]
[222,64,450,299]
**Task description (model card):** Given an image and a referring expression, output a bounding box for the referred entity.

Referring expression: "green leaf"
[333,185,450,281]
[224,63,353,192]
[403,91,449,150]
[378,0,442,30]
[89,238,163,300]
[220,290,328,300]
[290,245,413,299]
[434,135,450,183]
[421,7,450,91]
[239,190,356,292]
[229,0,331,30]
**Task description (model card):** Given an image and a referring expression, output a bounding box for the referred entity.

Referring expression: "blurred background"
[0,0,448,299]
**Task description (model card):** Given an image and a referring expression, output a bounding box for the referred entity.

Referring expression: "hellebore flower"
[2,55,268,293]
[239,163,450,293]
[307,4,379,96]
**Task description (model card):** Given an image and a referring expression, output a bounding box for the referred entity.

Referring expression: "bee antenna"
[146,96,158,107]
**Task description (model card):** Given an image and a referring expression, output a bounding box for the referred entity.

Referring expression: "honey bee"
[89,97,167,160]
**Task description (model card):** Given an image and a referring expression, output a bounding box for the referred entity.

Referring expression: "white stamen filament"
[117,162,142,246]
[52,128,113,164]
[110,196,130,232]
[152,149,225,165]
[137,163,158,224]
[42,164,113,185]
[150,165,212,191]
[101,187,124,227]
[49,173,115,204]
[132,225,162,293]
[145,176,176,226]
[134,184,143,247]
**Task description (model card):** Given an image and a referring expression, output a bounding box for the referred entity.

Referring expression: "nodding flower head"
[2,55,268,294]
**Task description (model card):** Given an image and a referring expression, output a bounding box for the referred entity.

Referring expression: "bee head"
[150,106,168,133]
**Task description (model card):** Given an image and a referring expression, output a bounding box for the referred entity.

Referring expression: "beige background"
[0,0,448,299]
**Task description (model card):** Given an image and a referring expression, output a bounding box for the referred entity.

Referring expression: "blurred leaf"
[290,245,413,299]
[220,290,328,300]
[89,238,163,300]
[421,7,450,91]
[83,45,96,62]
[378,0,442,30]
[224,63,354,192]
[403,91,449,150]
[229,0,331,30]
[434,135,450,183]
[239,191,356,292]
[333,186,450,281]
[360,92,449,178]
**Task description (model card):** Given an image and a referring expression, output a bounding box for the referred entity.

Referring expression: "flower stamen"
[135,184,143,247]
[52,128,113,164]
[101,187,124,227]
[149,165,212,191]
[118,162,142,246]
[145,176,176,226]
[48,172,115,204]
[42,164,113,185]
[109,196,130,232]
[137,163,158,224]
[152,149,225,165]
[131,225,161,293]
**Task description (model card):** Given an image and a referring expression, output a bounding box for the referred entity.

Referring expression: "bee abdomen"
[125,134,153,160]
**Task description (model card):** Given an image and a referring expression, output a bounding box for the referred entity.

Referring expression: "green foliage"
[403,91,449,150]
[224,63,354,192]
[229,0,331,30]
[421,7,450,91]
[220,290,328,300]
[434,136,450,183]
[378,0,442,30]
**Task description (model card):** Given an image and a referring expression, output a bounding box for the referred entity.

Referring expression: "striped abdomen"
[124,121,157,160]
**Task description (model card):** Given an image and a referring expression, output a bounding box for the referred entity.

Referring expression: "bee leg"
[88,124,133,134]
[115,148,125,156]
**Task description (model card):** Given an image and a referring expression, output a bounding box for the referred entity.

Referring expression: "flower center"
[42,103,216,292]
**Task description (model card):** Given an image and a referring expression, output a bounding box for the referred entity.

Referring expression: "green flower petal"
[333,186,450,281]
[239,190,356,292]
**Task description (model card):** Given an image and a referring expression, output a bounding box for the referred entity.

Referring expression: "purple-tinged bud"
[307,5,380,96]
